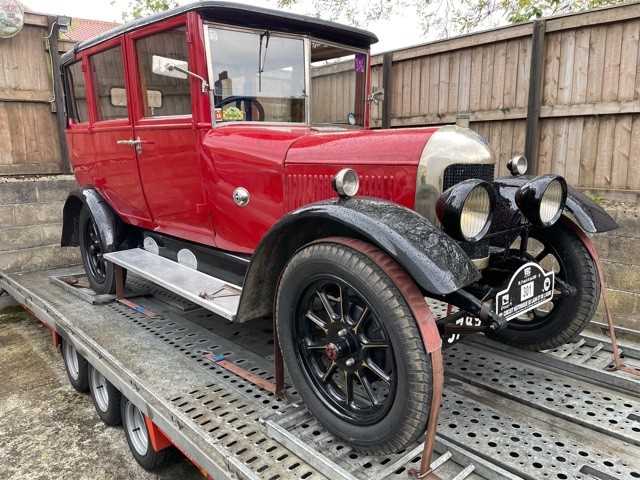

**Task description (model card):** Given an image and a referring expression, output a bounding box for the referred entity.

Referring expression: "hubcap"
[294,276,396,425]
[124,401,149,456]
[84,217,106,282]
[90,368,110,412]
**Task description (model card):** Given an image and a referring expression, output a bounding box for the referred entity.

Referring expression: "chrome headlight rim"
[436,179,495,243]
[507,155,528,176]
[333,168,360,198]
[515,175,568,227]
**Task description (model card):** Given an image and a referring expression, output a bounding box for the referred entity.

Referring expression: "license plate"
[496,262,555,321]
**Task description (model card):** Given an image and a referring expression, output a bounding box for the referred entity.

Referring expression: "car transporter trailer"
[1,265,639,480]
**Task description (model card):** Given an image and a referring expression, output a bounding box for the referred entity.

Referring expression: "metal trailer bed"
[1,266,639,480]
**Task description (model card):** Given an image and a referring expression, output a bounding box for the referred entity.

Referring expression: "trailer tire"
[276,241,432,454]
[61,339,89,393]
[121,398,170,471]
[89,365,122,426]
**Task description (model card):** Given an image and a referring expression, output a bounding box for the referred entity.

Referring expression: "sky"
[21,0,428,54]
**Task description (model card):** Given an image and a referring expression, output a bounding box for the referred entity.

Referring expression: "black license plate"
[496,262,555,321]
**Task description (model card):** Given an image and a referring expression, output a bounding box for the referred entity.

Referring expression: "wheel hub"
[324,338,352,361]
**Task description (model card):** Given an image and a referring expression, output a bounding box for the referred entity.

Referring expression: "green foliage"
[117,0,179,21]
[277,0,626,36]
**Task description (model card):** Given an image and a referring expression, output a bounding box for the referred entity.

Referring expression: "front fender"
[236,197,479,323]
[493,176,618,233]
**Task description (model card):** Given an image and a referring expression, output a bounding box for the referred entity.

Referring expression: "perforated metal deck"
[1,267,639,480]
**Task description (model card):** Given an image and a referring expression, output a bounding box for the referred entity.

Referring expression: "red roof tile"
[61,17,121,42]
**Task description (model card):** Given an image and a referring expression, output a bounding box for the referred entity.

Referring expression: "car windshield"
[208,26,306,123]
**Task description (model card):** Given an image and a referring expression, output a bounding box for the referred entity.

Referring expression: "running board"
[104,248,241,321]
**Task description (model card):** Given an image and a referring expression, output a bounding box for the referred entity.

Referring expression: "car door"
[126,18,213,246]
[85,38,153,228]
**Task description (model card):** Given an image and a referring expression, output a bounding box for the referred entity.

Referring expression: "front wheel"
[490,224,600,351]
[276,241,432,454]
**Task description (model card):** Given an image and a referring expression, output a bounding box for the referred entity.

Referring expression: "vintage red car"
[59,1,617,455]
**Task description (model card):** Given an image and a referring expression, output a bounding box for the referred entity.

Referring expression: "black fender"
[236,197,479,323]
[492,176,618,233]
[61,188,122,250]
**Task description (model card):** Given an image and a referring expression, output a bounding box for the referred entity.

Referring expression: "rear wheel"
[490,224,600,351]
[79,206,117,294]
[276,241,432,454]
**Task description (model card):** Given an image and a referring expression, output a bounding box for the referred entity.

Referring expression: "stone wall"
[588,195,640,333]
[0,175,79,273]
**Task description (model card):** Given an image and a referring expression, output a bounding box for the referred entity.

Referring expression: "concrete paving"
[0,307,202,480]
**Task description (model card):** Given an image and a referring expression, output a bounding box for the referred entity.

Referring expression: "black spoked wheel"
[277,241,432,454]
[490,223,600,351]
[295,277,396,425]
[79,206,118,294]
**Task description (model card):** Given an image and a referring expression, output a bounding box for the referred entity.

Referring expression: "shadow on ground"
[0,308,201,480]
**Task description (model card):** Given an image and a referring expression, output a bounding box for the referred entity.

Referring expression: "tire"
[89,365,122,426]
[490,224,600,351]
[79,206,117,294]
[276,241,432,454]
[61,339,89,393]
[121,398,171,471]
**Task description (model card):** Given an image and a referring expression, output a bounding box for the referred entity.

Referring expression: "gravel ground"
[0,307,202,480]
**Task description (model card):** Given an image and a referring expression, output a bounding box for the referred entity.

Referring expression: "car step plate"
[104,248,241,320]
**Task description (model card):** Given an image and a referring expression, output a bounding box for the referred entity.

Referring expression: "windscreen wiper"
[258,30,270,92]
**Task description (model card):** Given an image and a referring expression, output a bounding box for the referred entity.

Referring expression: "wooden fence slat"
[438,54,450,115]
[611,115,632,188]
[469,48,483,111]
[628,116,640,189]
[480,44,495,110]
[594,117,616,187]
[586,26,607,102]
[579,117,600,187]
[565,118,584,184]
[429,54,440,114]
[602,23,623,102]
[516,37,531,108]
[619,20,640,101]
[538,120,555,174]
[572,28,590,103]
[558,30,576,104]
[503,39,520,109]
[458,49,472,112]
[419,56,430,114]
[543,32,561,105]
[448,51,460,114]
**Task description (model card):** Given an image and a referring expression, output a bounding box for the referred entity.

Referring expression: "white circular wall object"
[0,0,24,39]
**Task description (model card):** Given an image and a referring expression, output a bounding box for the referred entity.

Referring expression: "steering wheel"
[216,96,265,122]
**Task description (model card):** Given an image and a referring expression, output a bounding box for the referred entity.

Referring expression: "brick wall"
[0,175,79,273]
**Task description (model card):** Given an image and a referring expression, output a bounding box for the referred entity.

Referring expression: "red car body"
[64,9,435,255]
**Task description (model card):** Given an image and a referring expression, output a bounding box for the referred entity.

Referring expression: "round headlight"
[515,175,567,227]
[333,168,360,198]
[461,186,491,240]
[507,155,528,176]
[539,179,564,225]
[436,179,494,242]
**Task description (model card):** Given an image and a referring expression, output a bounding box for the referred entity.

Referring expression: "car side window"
[136,26,191,117]
[89,46,128,121]
[64,60,89,123]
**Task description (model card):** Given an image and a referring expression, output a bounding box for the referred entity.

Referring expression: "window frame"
[126,15,194,126]
[63,59,90,127]
[203,22,370,128]
[83,36,131,127]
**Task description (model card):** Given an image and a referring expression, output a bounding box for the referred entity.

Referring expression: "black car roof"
[60,1,378,65]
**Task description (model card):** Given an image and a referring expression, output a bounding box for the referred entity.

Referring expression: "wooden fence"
[364,2,640,188]
[0,12,70,176]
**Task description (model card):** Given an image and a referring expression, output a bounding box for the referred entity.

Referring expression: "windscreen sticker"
[355,53,366,73]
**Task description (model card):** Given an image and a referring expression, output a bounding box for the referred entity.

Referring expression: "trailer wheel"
[121,398,170,471]
[276,241,432,454]
[89,365,122,426]
[61,339,89,393]
[79,206,118,294]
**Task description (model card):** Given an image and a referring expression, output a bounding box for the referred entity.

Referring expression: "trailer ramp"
[1,267,639,480]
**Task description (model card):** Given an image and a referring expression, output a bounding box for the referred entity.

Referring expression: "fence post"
[382,52,393,129]
[524,19,546,174]
[46,16,71,173]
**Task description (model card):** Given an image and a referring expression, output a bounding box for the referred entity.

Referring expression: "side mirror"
[367,87,384,103]
[152,55,189,80]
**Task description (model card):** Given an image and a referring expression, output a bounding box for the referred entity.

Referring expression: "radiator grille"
[442,163,495,191]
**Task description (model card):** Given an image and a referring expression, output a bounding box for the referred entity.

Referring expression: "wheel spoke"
[302,338,327,350]
[344,370,354,405]
[352,305,369,334]
[356,370,379,406]
[535,248,549,263]
[317,290,338,322]
[306,310,328,334]
[322,361,336,383]
[361,339,388,350]
[363,358,391,384]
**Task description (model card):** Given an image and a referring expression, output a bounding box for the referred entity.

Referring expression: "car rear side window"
[64,61,88,123]
[89,46,128,121]
[135,26,191,117]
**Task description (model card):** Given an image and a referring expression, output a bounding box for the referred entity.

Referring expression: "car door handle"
[116,139,137,145]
